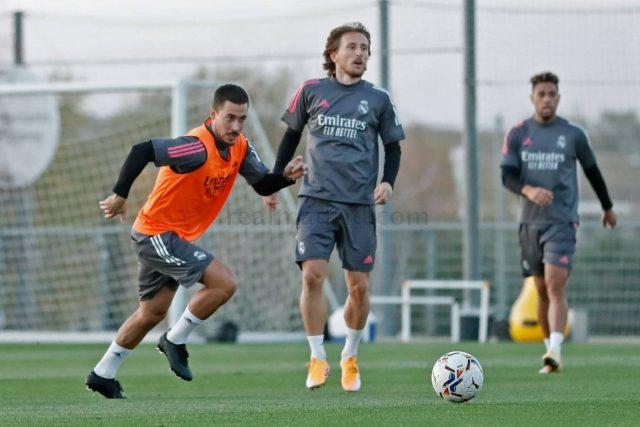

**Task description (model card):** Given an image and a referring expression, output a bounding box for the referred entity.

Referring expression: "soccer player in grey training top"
[501,72,617,373]
[270,22,405,391]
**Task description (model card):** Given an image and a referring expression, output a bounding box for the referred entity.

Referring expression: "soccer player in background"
[85,84,307,398]
[271,22,405,391]
[501,72,617,373]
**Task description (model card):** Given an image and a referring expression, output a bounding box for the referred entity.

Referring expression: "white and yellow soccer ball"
[431,351,483,403]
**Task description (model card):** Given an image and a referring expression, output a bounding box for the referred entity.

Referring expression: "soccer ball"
[431,351,483,403]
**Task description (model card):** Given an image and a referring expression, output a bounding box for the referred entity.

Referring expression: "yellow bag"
[509,276,570,342]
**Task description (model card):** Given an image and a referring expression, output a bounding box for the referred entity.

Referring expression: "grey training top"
[151,134,269,185]
[501,116,597,224]
[282,78,405,205]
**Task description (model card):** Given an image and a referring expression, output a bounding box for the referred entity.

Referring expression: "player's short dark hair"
[530,72,559,91]
[323,22,371,77]
[212,84,249,110]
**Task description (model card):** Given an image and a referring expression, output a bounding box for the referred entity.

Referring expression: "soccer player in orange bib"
[85,84,307,398]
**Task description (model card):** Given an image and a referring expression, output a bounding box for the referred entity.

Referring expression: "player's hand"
[374,182,393,205]
[522,185,553,206]
[602,209,617,229]
[283,155,308,180]
[262,193,279,211]
[99,193,127,223]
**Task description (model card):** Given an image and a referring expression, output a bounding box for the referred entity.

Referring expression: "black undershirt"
[500,165,523,196]
[112,140,293,199]
[273,127,402,188]
[113,141,154,198]
[501,164,613,210]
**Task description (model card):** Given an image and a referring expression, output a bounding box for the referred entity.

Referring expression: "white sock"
[307,335,326,360]
[549,331,564,358]
[166,306,203,345]
[94,341,131,379]
[543,337,550,351]
[341,327,365,361]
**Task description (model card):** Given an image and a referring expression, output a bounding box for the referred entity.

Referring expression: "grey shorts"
[518,222,578,277]
[131,230,214,300]
[295,196,376,272]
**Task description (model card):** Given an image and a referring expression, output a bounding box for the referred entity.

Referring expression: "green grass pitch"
[1,342,639,425]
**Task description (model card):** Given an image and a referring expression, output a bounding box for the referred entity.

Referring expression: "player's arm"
[501,166,551,205]
[252,156,306,196]
[273,127,303,174]
[240,143,307,197]
[100,136,205,222]
[499,126,552,205]
[264,82,312,208]
[500,126,524,195]
[374,141,402,205]
[264,127,303,209]
[266,127,303,210]
[274,80,312,174]
[575,130,616,228]
[376,91,406,205]
[501,165,523,194]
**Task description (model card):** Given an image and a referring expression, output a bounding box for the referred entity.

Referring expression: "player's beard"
[346,63,367,78]
[221,132,238,145]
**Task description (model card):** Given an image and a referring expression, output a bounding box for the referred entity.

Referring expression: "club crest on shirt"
[358,100,369,115]
[557,135,566,149]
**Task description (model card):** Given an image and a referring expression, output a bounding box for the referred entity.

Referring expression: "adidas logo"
[363,255,373,265]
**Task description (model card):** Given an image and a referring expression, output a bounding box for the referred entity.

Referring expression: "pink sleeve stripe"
[168,144,203,156]
[168,141,202,153]
[168,146,205,158]
[287,79,320,113]
[287,86,304,113]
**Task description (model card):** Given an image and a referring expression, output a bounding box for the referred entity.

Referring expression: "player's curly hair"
[530,71,559,91]
[323,22,371,77]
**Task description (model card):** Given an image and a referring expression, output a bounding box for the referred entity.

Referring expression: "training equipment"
[431,351,483,403]
[509,277,570,342]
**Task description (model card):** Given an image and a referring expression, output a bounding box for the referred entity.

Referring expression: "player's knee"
[302,268,324,290]
[202,265,237,298]
[536,286,549,301]
[219,272,238,300]
[348,280,369,303]
[546,283,565,300]
[139,306,167,325]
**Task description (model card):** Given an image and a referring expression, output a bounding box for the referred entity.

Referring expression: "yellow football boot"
[340,356,361,392]
[306,358,330,389]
